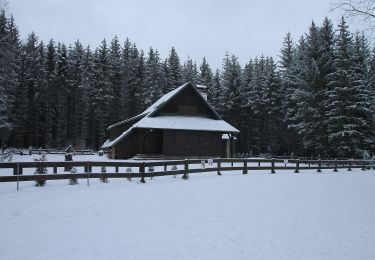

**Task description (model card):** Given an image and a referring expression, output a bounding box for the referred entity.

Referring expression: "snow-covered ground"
[1,160,375,260]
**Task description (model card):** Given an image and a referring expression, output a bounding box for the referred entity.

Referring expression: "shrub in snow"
[126,167,132,181]
[100,168,109,183]
[34,154,47,187]
[148,166,155,180]
[68,167,78,185]
[171,165,178,178]
[64,153,73,171]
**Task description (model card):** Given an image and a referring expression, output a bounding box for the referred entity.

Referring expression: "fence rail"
[1,158,374,189]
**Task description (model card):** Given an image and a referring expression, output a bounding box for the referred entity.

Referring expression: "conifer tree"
[0,12,20,146]
[144,47,165,107]
[220,53,242,131]
[198,57,214,99]
[67,40,84,147]
[183,57,198,84]
[327,18,373,157]
[166,47,182,90]
[108,36,122,124]
[45,39,56,147]
[55,43,69,148]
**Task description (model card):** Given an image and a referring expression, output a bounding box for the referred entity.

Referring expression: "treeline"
[1,9,375,157]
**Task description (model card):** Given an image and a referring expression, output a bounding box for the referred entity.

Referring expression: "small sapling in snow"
[34,154,47,187]
[68,167,78,185]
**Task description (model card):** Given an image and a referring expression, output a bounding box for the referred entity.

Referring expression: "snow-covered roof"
[134,116,239,132]
[143,83,188,114]
[102,82,239,149]
[102,128,133,149]
[107,83,189,131]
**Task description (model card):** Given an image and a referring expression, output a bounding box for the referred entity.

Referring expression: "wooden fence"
[0,158,374,190]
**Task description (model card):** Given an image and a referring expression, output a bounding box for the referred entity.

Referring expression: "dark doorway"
[142,129,163,155]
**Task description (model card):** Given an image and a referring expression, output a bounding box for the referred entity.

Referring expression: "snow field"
[0,163,375,260]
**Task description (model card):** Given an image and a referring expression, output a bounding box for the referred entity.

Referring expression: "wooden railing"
[1,158,374,190]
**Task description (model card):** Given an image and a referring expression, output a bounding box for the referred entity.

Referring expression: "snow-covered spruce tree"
[220,53,243,129]
[143,47,166,108]
[289,20,334,157]
[16,32,43,148]
[238,59,254,153]
[247,56,271,153]
[66,40,84,147]
[55,43,69,148]
[121,38,132,117]
[108,36,123,125]
[280,35,306,156]
[80,46,95,149]
[124,44,146,115]
[369,45,375,136]
[210,69,222,110]
[327,18,374,157]
[182,57,199,84]
[198,57,214,86]
[166,47,182,91]
[0,12,20,147]
[44,39,57,148]
[92,39,112,149]
[264,57,284,154]
[34,41,49,148]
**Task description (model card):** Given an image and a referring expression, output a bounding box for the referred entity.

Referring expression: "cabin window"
[178,105,197,115]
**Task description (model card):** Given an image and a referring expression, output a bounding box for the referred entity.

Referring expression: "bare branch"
[331,0,375,33]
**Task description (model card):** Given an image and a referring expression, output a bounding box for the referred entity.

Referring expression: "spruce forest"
[1,10,375,158]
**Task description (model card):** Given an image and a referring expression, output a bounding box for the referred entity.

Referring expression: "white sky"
[8,0,366,69]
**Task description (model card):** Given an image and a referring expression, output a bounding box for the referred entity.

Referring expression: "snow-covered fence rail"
[30,149,94,155]
[0,158,373,186]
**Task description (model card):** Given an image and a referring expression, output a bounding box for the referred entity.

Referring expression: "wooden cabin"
[101,82,239,159]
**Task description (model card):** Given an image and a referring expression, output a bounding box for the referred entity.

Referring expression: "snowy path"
[1,169,375,260]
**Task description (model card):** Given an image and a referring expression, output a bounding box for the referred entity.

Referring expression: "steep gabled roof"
[147,82,221,119]
[102,82,239,149]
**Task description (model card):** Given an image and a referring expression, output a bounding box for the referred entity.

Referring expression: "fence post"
[140,162,146,183]
[348,160,352,171]
[16,163,19,191]
[317,159,322,173]
[258,161,260,167]
[164,164,167,172]
[53,163,57,174]
[243,160,248,174]
[271,158,276,174]
[18,164,23,175]
[217,161,222,175]
[115,165,119,173]
[86,162,90,186]
[361,160,366,171]
[13,165,18,176]
[333,159,338,172]
[182,159,189,180]
[294,159,300,173]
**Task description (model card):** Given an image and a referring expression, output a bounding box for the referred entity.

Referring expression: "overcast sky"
[7,0,364,69]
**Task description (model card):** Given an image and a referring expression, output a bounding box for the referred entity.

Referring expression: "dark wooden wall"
[163,130,222,157]
[113,129,139,159]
